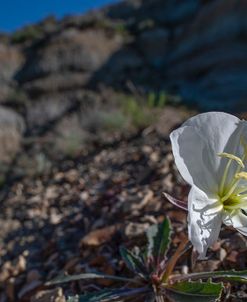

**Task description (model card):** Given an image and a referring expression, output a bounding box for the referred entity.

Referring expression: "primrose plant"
[47,218,247,302]
[46,112,247,301]
[169,112,247,258]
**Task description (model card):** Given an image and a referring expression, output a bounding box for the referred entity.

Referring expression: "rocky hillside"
[0,0,245,166]
[1,1,247,301]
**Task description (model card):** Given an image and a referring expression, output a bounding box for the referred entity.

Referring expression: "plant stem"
[161,237,189,282]
[156,294,165,302]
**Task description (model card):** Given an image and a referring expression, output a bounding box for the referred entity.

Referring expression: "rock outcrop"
[0,106,25,163]
[0,0,245,162]
[165,0,247,110]
[0,43,23,103]
[7,0,246,114]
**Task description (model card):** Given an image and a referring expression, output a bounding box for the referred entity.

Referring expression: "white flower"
[170,112,247,258]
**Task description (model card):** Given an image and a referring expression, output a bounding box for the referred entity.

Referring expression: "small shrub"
[147,91,167,108]
[56,133,85,158]
[11,25,43,44]
[47,217,247,301]
[122,96,155,128]
[100,110,126,131]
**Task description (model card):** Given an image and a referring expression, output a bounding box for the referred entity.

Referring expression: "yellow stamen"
[218,146,247,211]
[219,159,232,196]
[221,181,240,202]
[218,152,245,197]
[218,152,245,168]
[235,172,247,180]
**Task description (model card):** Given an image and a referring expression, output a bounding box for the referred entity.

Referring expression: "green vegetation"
[53,91,181,159]
[118,91,175,129]
[85,91,170,132]
[147,91,167,108]
[138,19,155,31]
[113,22,129,36]
[11,25,43,44]
[47,217,247,301]
[122,96,155,128]
[93,18,129,37]
[100,110,126,131]
[56,132,85,158]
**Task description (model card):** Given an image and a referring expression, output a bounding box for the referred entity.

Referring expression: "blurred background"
[0,0,246,176]
[0,0,247,301]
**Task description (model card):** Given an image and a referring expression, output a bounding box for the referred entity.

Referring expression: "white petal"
[188,186,223,259]
[184,112,247,183]
[170,112,247,192]
[170,125,217,192]
[183,112,240,156]
[223,210,247,236]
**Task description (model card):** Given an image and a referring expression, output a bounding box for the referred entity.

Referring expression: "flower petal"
[170,124,217,192]
[183,112,240,153]
[185,112,247,187]
[223,210,247,236]
[170,112,247,192]
[188,186,223,259]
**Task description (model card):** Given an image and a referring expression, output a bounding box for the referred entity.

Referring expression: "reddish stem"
[161,236,189,282]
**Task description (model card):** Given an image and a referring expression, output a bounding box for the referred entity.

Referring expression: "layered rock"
[165,0,247,110]
[0,0,245,162]
[17,28,123,85]
[0,43,23,102]
[0,106,25,163]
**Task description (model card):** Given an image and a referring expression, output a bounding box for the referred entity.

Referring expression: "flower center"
[218,152,247,210]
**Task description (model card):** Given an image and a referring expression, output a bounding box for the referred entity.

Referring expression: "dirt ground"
[0,117,246,301]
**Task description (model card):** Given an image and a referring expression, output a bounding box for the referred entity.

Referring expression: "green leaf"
[165,280,223,302]
[46,272,139,286]
[146,218,171,265]
[67,287,150,302]
[172,270,247,284]
[120,246,148,278]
